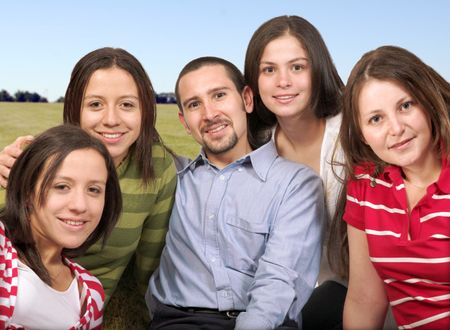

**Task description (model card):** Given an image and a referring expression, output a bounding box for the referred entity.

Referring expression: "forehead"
[85,67,138,93]
[261,34,307,60]
[358,79,410,110]
[178,65,235,99]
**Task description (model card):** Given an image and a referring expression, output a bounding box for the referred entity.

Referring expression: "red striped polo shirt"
[344,157,450,330]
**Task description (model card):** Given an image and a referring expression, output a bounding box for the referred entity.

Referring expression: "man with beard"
[146,57,324,330]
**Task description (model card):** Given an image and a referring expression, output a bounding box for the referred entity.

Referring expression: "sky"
[1,0,449,102]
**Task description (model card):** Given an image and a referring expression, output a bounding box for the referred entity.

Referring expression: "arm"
[134,149,177,294]
[343,224,388,330]
[235,169,324,330]
[0,135,34,188]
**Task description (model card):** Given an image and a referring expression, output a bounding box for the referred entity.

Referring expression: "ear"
[242,86,254,114]
[178,111,191,135]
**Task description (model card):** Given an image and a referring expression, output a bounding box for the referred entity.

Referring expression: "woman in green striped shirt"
[0,47,177,328]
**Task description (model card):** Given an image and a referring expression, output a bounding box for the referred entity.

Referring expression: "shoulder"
[272,156,322,187]
[151,142,177,177]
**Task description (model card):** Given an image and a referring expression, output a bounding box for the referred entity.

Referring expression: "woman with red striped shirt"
[340,46,450,329]
[0,125,121,329]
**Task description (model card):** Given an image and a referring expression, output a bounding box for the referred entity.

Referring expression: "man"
[146,57,324,330]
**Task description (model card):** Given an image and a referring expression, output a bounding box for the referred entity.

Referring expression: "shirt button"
[219,175,225,181]
[211,257,216,263]
[209,214,215,219]
[222,291,228,297]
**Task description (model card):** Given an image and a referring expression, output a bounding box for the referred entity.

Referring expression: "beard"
[202,129,238,155]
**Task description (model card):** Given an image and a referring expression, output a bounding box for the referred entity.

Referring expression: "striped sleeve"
[134,145,176,294]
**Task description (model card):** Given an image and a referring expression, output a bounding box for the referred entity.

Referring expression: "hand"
[0,135,34,188]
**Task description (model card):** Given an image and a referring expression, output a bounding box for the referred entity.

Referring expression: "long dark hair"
[64,47,160,185]
[0,124,122,285]
[244,15,344,146]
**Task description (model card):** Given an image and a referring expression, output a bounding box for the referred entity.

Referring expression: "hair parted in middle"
[244,15,344,146]
[63,47,160,184]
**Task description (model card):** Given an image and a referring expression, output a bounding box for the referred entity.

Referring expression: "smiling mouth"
[273,94,298,101]
[205,124,227,134]
[60,218,86,226]
[101,132,123,139]
[389,137,413,149]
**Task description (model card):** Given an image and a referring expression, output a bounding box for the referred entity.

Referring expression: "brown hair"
[244,15,344,146]
[328,45,450,279]
[341,45,450,178]
[0,124,122,285]
[64,47,160,184]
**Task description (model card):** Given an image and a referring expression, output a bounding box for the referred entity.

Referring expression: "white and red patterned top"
[344,157,450,330]
[0,222,104,329]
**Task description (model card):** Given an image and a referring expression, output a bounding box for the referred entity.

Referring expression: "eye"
[121,101,136,111]
[214,92,226,100]
[400,101,413,111]
[292,64,304,72]
[186,101,200,111]
[53,183,70,192]
[88,101,102,109]
[261,66,275,74]
[88,185,103,195]
[368,114,382,125]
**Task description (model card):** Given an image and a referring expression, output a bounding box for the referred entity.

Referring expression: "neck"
[276,114,325,145]
[402,153,441,188]
[206,141,252,169]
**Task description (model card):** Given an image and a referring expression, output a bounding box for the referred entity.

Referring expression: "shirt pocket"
[223,217,269,276]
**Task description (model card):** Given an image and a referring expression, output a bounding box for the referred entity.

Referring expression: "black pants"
[149,297,299,330]
[301,280,347,330]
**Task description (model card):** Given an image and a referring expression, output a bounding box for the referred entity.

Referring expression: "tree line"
[0,89,49,103]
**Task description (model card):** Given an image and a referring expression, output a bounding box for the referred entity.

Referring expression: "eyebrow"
[83,94,139,100]
[259,57,309,65]
[54,175,107,185]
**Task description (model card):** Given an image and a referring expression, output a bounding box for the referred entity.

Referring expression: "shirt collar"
[376,155,450,193]
[177,140,278,181]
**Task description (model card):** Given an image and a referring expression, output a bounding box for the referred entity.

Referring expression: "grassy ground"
[0,102,198,159]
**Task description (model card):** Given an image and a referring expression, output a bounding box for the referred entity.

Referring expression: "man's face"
[177,64,253,167]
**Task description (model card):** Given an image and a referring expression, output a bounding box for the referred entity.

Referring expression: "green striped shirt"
[74,142,176,302]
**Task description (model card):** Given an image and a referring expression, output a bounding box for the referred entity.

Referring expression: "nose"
[388,114,405,136]
[277,69,292,88]
[202,101,218,121]
[103,106,120,126]
[69,189,87,214]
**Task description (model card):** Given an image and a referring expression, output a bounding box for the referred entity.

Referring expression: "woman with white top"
[0,124,121,329]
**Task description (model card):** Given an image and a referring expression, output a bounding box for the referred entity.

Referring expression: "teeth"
[209,125,226,133]
[275,95,294,100]
[64,220,84,226]
[102,133,121,139]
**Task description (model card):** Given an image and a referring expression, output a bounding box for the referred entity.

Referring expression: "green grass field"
[0,102,199,159]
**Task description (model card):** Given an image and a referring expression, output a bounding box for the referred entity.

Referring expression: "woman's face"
[80,67,142,166]
[30,148,107,252]
[358,79,435,171]
[257,34,313,120]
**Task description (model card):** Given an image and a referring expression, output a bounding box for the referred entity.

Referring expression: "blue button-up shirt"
[147,140,324,329]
